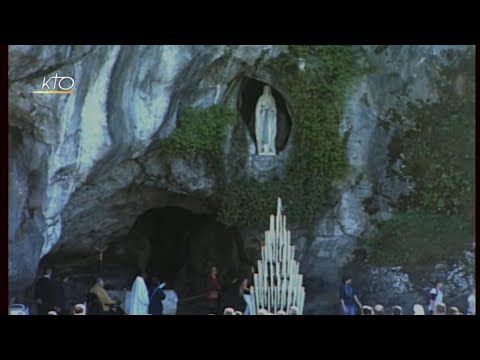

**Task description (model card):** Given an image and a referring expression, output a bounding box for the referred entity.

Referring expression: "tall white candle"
[253,274,258,314]
[270,260,274,289]
[265,242,268,263]
[251,288,256,315]
[264,259,267,285]
[279,280,283,311]
[292,281,298,307]
[299,287,305,315]
[265,243,271,262]
[265,286,269,312]
[270,234,274,261]
[259,283,262,308]
[275,227,279,261]
[272,232,275,262]
[276,214,279,242]
[280,245,283,278]
[273,286,277,313]
[287,269,293,307]
[258,286,261,310]
[267,286,270,312]
[275,231,280,261]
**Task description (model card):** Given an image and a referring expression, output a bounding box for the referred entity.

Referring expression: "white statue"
[255,85,277,155]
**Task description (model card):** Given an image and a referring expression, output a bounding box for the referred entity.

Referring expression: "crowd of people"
[340,275,476,316]
[30,267,168,315]
[32,267,70,315]
[213,306,299,315]
[16,266,476,316]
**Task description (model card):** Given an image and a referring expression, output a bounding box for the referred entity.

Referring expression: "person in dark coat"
[52,275,70,315]
[34,267,55,315]
[148,279,166,315]
[148,276,159,298]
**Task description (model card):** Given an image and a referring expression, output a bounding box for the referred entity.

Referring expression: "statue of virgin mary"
[255,85,277,155]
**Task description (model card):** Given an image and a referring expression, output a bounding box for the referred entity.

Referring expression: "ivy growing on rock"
[218,45,357,227]
[365,50,475,269]
[160,105,236,160]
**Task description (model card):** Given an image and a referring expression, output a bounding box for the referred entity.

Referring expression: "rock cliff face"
[297,45,475,313]
[8,45,474,313]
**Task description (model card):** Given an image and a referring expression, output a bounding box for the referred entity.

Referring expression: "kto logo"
[32,73,75,94]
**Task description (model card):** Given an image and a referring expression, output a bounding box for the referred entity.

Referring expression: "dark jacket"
[52,281,68,312]
[35,276,55,314]
[35,276,54,304]
[148,286,166,315]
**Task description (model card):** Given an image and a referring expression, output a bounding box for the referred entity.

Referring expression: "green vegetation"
[365,51,475,268]
[218,46,358,227]
[367,211,473,267]
[160,105,236,160]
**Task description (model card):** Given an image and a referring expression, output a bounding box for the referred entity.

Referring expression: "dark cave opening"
[238,78,292,152]
[127,207,244,297]
[35,204,249,314]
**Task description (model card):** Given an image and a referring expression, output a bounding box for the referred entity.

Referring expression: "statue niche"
[255,85,277,156]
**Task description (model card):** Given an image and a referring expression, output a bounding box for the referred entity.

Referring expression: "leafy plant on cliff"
[218,46,358,227]
[161,105,236,160]
[368,211,473,267]
[365,50,475,268]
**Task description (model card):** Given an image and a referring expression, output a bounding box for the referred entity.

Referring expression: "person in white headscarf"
[130,275,150,315]
[413,304,425,315]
